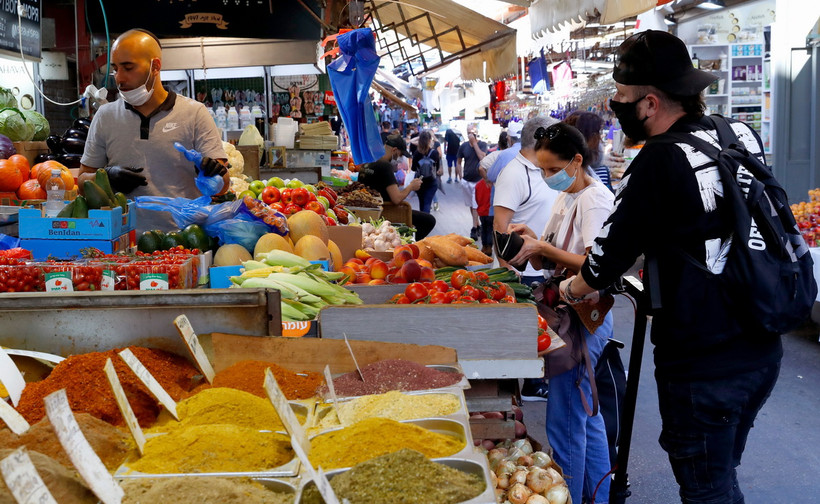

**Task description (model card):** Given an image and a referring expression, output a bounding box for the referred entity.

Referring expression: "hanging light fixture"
[698,0,726,10]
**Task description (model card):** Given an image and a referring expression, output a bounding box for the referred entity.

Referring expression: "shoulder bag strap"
[577,334,599,417]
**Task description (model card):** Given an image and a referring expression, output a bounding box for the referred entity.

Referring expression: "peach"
[355,272,372,284]
[370,260,389,280]
[355,249,372,260]
[392,249,413,267]
[368,278,386,285]
[400,259,421,282]
[419,266,436,282]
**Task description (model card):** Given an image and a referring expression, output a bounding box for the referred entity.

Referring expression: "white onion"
[526,495,549,504]
[507,483,532,504]
[525,467,552,494]
[511,469,528,486]
[545,485,568,504]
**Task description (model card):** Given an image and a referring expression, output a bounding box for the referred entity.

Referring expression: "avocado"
[182,224,209,252]
[137,231,161,254]
[72,195,89,218]
[161,231,188,250]
[83,181,112,210]
[95,168,117,204]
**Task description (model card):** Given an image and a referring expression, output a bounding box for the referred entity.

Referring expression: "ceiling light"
[664,14,677,26]
[698,0,725,10]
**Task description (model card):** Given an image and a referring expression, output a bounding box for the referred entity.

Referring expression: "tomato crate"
[18,201,136,240]
[0,262,45,293]
[84,257,134,291]
[34,262,105,292]
[123,257,196,290]
[20,231,136,260]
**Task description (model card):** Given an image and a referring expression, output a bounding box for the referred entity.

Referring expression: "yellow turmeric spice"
[314,391,461,431]
[149,387,304,433]
[127,425,293,474]
[308,417,465,470]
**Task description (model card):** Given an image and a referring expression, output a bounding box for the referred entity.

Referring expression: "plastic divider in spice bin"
[310,386,471,434]
[295,456,498,504]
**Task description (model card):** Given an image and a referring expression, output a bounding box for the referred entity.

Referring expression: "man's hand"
[409,178,422,191]
[196,157,228,177]
[104,166,147,194]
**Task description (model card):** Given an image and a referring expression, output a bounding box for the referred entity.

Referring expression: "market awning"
[371,80,419,119]
[365,0,518,81]
[158,37,321,71]
[529,0,657,35]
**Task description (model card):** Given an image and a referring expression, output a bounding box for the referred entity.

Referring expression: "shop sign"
[0,0,40,59]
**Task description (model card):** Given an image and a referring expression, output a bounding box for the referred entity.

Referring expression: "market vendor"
[79,29,229,232]
[357,134,436,239]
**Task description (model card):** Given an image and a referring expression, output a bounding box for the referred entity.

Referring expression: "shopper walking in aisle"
[564,111,613,191]
[358,134,435,239]
[444,128,461,183]
[507,122,615,504]
[560,30,786,504]
[410,131,442,213]
[79,28,227,233]
[457,129,489,240]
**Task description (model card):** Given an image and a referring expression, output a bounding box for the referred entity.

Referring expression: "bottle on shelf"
[692,53,699,69]
[239,107,253,130]
[227,108,239,130]
[44,169,66,218]
[215,108,227,130]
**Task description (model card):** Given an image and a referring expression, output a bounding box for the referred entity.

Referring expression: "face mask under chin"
[610,97,649,141]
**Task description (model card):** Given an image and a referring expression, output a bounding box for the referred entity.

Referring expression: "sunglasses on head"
[534,125,563,141]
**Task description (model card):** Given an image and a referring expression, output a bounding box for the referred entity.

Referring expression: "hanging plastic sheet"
[327,28,385,165]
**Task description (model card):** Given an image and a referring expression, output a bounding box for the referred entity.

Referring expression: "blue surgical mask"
[543,159,575,191]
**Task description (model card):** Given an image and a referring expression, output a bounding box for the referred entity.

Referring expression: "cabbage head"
[22,110,50,141]
[0,108,35,142]
[0,88,17,109]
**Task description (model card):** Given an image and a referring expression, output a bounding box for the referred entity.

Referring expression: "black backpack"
[416,150,436,179]
[649,115,816,335]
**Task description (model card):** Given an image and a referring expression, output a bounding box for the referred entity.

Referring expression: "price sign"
[173,315,215,383]
[44,390,124,504]
[322,365,346,427]
[103,359,146,455]
[263,369,308,454]
[0,347,26,406]
[117,349,179,420]
[0,398,30,435]
[0,447,58,504]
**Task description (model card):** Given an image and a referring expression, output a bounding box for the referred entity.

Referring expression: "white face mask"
[119,61,156,106]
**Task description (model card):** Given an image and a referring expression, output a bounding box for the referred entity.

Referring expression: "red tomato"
[395,295,411,304]
[454,296,476,303]
[480,298,498,303]
[490,281,507,301]
[430,280,449,293]
[450,269,476,289]
[475,270,489,282]
[537,314,548,331]
[459,285,481,299]
[429,291,448,304]
[537,331,552,352]
[502,295,517,303]
[404,282,429,302]
[445,289,460,303]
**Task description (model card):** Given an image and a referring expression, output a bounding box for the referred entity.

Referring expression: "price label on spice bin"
[103,359,146,455]
[173,315,215,383]
[118,349,179,420]
[263,369,309,454]
[44,390,124,504]
[0,447,58,504]
[0,347,26,406]
[323,365,347,427]
[0,399,30,435]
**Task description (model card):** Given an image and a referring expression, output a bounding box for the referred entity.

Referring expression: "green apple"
[316,195,330,210]
[267,176,285,188]
[326,208,338,222]
[249,180,267,195]
[286,178,304,189]
[238,189,257,200]
[304,184,317,194]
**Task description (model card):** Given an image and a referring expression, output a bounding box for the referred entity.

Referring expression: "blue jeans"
[547,311,613,504]
[656,362,780,504]
[416,184,438,213]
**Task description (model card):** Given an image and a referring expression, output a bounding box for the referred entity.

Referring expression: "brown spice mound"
[121,477,294,504]
[15,346,200,427]
[213,360,324,400]
[0,413,133,471]
[0,449,97,504]
[321,359,462,397]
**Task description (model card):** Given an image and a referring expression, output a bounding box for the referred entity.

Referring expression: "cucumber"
[505,282,534,296]
[95,168,117,204]
[83,181,112,210]
[56,200,76,218]
[72,195,88,218]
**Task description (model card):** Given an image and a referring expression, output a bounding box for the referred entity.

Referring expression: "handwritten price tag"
[103,359,146,455]
[0,399,29,435]
[173,315,215,383]
[44,390,124,504]
[263,369,308,454]
[0,347,26,406]
[118,349,179,420]
[0,447,58,504]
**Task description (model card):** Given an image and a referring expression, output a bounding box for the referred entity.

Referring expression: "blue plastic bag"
[204,216,271,253]
[134,195,215,228]
[327,28,385,165]
[174,142,225,197]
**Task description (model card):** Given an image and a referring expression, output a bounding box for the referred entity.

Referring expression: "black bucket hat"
[613,30,717,95]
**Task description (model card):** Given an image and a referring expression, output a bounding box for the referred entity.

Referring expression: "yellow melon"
[254,232,294,259]
[294,235,331,261]
[213,244,252,267]
[327,239,343,271]
[288,210,329,245]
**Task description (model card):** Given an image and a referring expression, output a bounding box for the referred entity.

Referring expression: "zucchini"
[56,200,75,218]
[114,192,128,212]
[83,181,111,210]
[72,195,89,218]
[95,168,117,204]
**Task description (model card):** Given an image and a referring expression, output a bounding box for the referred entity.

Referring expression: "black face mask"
[610,96,648,141]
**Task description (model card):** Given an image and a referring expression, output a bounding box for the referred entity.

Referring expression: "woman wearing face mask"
[507,122,615,504]
[79,28,228,233]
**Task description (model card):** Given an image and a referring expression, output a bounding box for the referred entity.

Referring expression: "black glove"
[104,166,147,194]
[196,157,228,177]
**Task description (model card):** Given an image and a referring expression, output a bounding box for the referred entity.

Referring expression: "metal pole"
[609,276,648,504]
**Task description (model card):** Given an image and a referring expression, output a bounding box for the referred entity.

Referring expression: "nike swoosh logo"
[162,123,179,133]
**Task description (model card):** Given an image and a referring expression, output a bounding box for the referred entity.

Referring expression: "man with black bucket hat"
[557,30,784,504]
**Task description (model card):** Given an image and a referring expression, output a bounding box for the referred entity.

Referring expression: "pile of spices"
[213,360,323,400]
[321,359,462,397]
[0,413,133,471]
[150,387,305,433]
[309,417,465,470]
[314,391,461,431]
[127,425,293,474]
[0,449,97,504]
[299,449,486,504]
[121,477,294,504]
[16,347,200,427]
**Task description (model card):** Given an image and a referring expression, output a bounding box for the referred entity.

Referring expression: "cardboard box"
[238,145,261,180]
[209,265,242,288]
[11,141,49,166]
[327,225,362,264]
[18,201,135,240]
[21,230,135,260]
